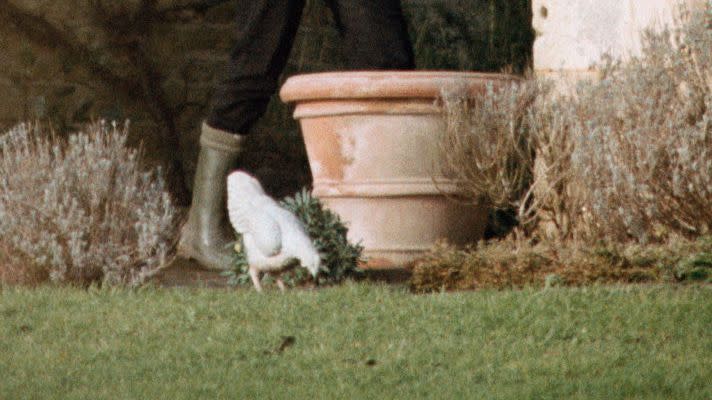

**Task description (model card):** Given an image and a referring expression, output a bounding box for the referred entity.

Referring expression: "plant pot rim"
[279,70,520,103]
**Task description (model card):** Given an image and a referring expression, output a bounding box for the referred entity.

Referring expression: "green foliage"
[224,188,363,287]
[544,273,563,289]
[675,252,712,282]
[404,0,533,73]
[281,188,364,284]
[223,237,250,287]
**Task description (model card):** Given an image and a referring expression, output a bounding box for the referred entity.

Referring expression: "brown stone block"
[203,1,237,24]
[0,119,20,131]
[163,55,223,85]
[0,83,25,122]
[149,22,234,64]
[161,79,214,108]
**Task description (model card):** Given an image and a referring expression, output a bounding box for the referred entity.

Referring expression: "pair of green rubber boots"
[177,123,245,270]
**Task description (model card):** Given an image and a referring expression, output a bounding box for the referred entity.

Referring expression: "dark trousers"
[206,0,415,134]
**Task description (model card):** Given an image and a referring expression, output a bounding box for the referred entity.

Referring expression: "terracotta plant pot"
[280,71,517,267]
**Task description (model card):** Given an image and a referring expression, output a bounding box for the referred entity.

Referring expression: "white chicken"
[226,171,321,292]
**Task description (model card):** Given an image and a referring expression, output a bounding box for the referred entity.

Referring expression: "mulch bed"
[151,258,413,289]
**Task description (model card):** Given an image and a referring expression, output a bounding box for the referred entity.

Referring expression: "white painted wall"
[533,0,706,76]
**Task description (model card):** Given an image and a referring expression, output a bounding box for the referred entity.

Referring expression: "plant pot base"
[321,195,486,268]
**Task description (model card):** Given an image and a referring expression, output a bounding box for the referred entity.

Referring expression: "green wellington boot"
[178,123,245,270]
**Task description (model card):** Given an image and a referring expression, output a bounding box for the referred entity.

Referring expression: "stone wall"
[0,0,533,201]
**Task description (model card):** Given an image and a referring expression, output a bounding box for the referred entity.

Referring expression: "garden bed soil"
[152,258,413,288]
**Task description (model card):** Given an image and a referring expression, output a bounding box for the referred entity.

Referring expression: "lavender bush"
[441,7,711,243]
[573,8,711,241]
[439,79,543,233]
[0,122,178,287]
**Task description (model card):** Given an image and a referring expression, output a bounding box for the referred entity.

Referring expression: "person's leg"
[326,0,415,69]
[207,0,306,135]
[180,0,305,270]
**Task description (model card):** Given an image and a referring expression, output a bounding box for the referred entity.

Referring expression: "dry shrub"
[0,242,48,286]
[423,8,712,291]
[441,78,587,240]
[439,79,541,230]
[0,122,178,287]
[526,92,591,241]
[441,6,711,243]
[411,240,555,292]
[573,8,712,241]
[411,236,712,292]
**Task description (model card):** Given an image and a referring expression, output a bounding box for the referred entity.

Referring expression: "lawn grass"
[1,283,710,399]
